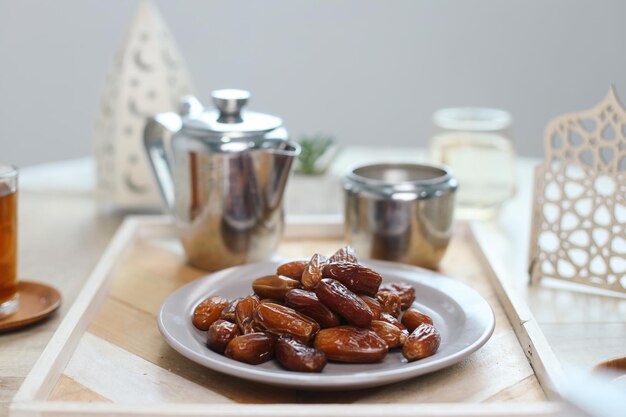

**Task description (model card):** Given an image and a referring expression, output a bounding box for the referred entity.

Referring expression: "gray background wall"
[1,0,625,167]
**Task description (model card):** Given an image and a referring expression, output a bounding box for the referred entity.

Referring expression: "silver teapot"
[144,89,300,271]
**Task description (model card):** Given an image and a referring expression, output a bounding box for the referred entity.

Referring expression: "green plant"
[296,134,335,175]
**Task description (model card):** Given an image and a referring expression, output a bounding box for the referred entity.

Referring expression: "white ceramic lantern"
[94,0,193,211]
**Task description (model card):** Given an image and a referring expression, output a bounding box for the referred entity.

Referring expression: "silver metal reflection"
[144,90,299,271]
[343,163,458,270]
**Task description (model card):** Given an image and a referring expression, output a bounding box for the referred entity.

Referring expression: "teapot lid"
[181,89,283,136]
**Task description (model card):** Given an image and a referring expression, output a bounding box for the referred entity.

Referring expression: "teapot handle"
[143,112,182,212]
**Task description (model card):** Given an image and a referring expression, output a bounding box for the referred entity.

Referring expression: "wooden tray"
[11,216,563,417]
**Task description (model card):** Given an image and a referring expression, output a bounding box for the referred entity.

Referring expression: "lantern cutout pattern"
[94,0,193,210]
[529,87,626,294]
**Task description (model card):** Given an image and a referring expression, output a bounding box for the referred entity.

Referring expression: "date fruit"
[260,298,284,305]
[359,295,382,320]
[224,332,275,365]
[275,336,327,372]
[301,253,328,290]
[379,312,408,332]
[328,245,358,263]
[402,323,441,362]
[206,319,241,353]
[191,247,424,373]
[369,320,407,349]
[253,303,320,344]
[276,260,308,281]
[252,275,300,301]
[192,296,230,330]
[314,326,388,363]
[380,282,416,310]
[315,279,373,328]
[376,291,402,318]
[322,262,382,296]
[284,289,341,328]
[219,297,242,322]
[236,295,261,334]
[401,308,434,332]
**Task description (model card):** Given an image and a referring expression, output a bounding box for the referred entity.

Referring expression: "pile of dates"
[192,247,441,373]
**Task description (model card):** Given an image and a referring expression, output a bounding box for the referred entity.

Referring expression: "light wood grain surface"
[0,189,123,417]
[34,223,546,407]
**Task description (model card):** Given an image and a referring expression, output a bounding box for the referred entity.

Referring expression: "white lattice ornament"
[529,87,626,294]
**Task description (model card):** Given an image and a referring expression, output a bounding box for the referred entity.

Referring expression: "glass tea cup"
[429,107,516,220]
[0,165,18,318]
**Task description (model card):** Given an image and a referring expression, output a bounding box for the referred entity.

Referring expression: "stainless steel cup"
[343,163,458,270]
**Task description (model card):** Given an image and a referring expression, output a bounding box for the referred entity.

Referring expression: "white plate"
[157,259,495,390]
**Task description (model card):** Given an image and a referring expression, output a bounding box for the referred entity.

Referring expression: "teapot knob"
[212,89,250,123]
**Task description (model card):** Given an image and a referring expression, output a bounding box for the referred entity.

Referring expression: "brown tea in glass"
[0,165,18,318]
